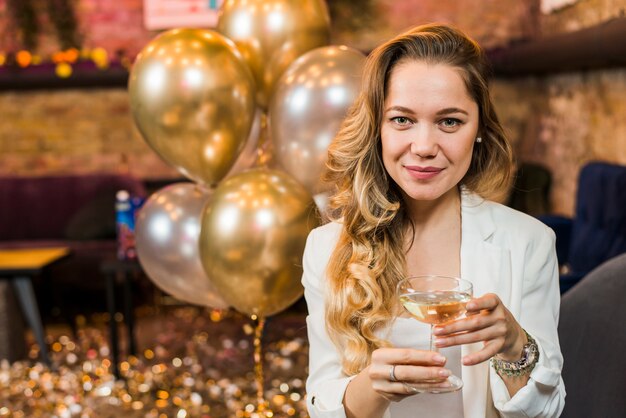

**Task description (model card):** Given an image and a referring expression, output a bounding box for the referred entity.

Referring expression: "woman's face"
[381,60,479,203]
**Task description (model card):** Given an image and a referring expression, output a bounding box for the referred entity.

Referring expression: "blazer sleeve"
[302,226,355,418]
[490,226,566,417]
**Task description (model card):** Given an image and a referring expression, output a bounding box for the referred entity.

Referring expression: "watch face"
[492,333,539,376]
[522,346,533,364]
[523,341,539,366]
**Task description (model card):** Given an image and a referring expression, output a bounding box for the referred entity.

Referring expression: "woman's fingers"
[466,293,500,313]
[462,341,502,366]
[430,292,527,364]
[369,362,450,383]
[434,309,495,336]
[371,380,415,397]
[368,348,456,400]
[394,364,452,383]
[433,293,508,346]
[371,347,446,366]
[435,324,503,349]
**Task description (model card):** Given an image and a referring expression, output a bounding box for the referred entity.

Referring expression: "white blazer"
[302,192,566,418]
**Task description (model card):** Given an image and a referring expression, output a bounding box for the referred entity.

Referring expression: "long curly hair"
[323,23,514,375]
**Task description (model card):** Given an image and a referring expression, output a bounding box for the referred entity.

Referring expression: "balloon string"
[252,315,272,416]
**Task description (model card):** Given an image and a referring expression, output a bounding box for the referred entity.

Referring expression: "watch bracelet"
[491,330,539,377]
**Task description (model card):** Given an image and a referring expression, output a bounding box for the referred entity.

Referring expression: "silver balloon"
[136,183,228,308]
[270,45,365,194]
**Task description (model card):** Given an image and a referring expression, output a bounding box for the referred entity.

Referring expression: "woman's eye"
[440,118,462,130]
[391,116,411,125]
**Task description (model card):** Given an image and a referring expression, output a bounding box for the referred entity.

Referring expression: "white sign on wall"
[144,0,224,30]
[540,0,579,14]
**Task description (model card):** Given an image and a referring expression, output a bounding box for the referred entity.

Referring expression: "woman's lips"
[404,166,443,180]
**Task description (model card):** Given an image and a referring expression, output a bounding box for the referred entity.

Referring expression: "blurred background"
[1,0,624,216]
[0,0,625,417]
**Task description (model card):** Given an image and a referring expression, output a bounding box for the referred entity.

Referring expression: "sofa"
[558,253,626,417]
[538,161,626,293]
[0,173,148,322]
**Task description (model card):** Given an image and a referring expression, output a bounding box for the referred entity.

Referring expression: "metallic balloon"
[199,169,319,317]
[129,29,256,186]
[270,45,365,194]
[217,0,331,108]
[225,108,262,178]
[136,183,228,308]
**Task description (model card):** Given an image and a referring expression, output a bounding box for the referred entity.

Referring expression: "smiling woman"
[301,23,565,418]
[381,61,479,203]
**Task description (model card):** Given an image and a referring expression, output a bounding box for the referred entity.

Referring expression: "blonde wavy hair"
[323,23,514,375]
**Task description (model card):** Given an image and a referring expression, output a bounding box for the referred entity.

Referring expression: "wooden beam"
[488,17,626,76]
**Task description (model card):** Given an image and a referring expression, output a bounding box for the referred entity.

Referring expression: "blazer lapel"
[459,191,512,418]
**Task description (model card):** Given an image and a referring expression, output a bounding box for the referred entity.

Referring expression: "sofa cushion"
[0,174,146,241]
[568,162,626,274]
[64,189,118,240]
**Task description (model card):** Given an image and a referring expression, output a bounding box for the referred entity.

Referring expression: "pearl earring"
[476,137,482,143]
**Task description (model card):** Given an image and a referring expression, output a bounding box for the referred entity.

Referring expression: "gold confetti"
[0,307,309,417]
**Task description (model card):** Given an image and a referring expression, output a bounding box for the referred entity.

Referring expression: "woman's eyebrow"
[385,106,469,116]
[435,107,469,116]
[385,105,415,114]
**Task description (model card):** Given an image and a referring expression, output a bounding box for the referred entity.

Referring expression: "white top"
[302,192,566,418]
[384,318,464,418]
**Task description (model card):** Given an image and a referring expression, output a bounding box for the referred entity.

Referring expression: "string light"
[0,46,123,79]
[16,50,32,67]
[55,62,73,78]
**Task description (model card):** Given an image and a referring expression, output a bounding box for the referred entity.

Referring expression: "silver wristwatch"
[491,330,539,377]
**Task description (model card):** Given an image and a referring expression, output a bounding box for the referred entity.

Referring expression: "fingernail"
[433,327,444,335]
[433,354,446,363]
[467,302,476,310]
[439,369,452,377]
[434,338,446,347]
[462,356,471,365]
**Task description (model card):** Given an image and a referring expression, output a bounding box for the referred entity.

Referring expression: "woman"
[302,24,565,417]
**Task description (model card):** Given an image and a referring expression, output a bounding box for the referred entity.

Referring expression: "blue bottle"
[115,190,136,260]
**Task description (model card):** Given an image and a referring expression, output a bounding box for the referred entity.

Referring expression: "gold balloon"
[129,29,256,186]
[217,0,331,108]
[199,169,319,317]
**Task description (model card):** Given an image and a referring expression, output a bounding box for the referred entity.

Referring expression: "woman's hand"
[432,293,526,365]
[366,347,453,401]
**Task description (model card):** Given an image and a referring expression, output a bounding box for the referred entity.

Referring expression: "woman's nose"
[410,127,438,157]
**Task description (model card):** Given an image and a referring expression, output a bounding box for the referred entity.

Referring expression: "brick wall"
[0,0,179,180]
[493,0,626,216]
[346,0,539,50]
[0,88,176,179]
[0,0,155,60]
[0,0,625,216]
[540,0,624,35]
[75,0,156,58]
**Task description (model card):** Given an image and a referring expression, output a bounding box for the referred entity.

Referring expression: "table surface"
[0,247,70,273]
